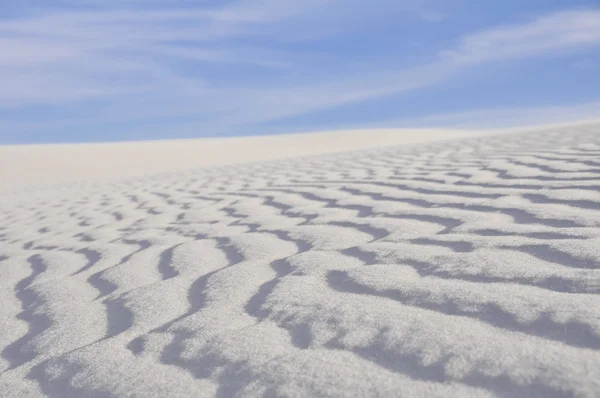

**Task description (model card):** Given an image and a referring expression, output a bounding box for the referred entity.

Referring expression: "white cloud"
[0,0,447,109]
[0,3,599,139]
[398,101,600,130]
[441,10,600,65]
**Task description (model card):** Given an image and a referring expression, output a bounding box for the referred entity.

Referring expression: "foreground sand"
[1,123,600,397]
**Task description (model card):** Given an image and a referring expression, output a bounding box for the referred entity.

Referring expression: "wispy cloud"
[441,9,600,65]
[398,101,600,130]
[0,2,599,142]
[0,1,450,108]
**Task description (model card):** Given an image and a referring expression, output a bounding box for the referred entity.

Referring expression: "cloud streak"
[398,101,600,130]
[0,2,599,142]
[442,10,600,65]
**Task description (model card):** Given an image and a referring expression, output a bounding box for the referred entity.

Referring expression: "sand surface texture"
[1,123,600,397]
[0,129,477,187]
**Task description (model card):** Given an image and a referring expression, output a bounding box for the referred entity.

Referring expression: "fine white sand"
[0,128,477,187]
[1,122,600,397]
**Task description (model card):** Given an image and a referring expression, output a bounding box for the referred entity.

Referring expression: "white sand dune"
[0,128,476,188]
[1,122,600,397]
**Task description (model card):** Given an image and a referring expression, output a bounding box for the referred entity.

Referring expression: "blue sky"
[1,0,599,144]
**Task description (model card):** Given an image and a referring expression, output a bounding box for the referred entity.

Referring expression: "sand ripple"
[1,124,600,397]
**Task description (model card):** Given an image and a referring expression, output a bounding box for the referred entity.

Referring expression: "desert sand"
[1,122,600,397]
[0,128,477,188]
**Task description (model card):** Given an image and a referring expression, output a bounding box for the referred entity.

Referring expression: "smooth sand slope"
[1,122,600,397]
[0,128,477,187]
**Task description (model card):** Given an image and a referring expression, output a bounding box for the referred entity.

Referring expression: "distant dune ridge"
[0,128,478,187]
[1,121,600,397]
